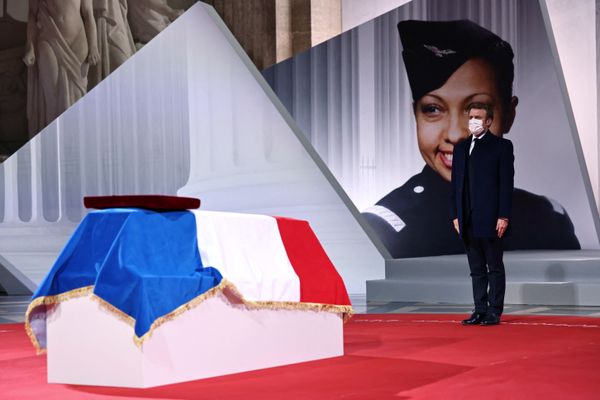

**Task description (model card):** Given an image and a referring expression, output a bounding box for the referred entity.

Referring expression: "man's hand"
[496,218,509,238]
[453,218,459,234]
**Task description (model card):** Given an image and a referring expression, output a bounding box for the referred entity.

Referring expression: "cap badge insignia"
[423,45,457,57]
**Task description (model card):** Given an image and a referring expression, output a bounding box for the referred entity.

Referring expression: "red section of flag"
[275,217,351,306]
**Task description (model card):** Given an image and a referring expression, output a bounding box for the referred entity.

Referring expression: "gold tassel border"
[219,280,354,322]
[24,286,95,355]
[24,279,353,351]
[132,279,353,347]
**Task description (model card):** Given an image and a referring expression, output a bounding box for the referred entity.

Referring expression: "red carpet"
[2,314,600,399]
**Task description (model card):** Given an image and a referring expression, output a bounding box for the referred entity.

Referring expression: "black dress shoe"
[480,313,501,326]
[461,312,486,325]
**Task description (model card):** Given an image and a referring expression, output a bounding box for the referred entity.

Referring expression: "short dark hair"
[468,102,494,120]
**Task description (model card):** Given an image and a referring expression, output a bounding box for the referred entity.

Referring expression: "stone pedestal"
[47,293,344,388]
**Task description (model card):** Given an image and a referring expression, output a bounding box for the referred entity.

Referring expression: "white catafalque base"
[46,294,344,388]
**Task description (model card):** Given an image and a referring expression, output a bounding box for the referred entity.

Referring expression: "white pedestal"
[46,294,344,388]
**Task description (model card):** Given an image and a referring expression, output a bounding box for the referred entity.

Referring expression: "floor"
[349,294,600,317]
[4,314,600,399]
[3,294,600,324]
[0,296,31,324]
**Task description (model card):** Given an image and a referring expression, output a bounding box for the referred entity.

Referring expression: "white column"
[29,137,44,223]
[545,0,598,209]
[2,156,19,223]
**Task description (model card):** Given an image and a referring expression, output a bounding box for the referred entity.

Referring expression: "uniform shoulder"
[362,168,448,229]
[499,136,513,148]
[513,188,568,218]
[371,173,423,211]
[511,188,580,249]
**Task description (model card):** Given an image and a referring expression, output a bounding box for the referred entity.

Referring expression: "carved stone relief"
[0,47,27,162]
[23,0,99,135]
[89,0,136,89]
[0,0,186,160]
[127,0,184,47]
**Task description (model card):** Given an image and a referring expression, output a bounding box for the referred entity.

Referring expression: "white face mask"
[468,118,484,135]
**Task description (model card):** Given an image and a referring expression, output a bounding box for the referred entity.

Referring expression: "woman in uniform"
[362,19,580,258]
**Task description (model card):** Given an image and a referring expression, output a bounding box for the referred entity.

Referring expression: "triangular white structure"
[0,3,384,294]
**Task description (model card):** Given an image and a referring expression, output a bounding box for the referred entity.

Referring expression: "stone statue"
[127,0,184,47]
[0,6,28,160]
[88,0,136,89]
[23,0,99,135]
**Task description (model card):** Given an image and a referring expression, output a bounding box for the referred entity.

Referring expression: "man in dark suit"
[450,102,514,326]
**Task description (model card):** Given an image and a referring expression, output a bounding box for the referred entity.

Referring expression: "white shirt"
[469,131,487,155]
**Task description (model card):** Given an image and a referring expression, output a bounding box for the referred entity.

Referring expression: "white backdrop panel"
[0,3,384,294]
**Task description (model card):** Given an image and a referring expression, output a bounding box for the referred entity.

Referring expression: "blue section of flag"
[32,208,223,338]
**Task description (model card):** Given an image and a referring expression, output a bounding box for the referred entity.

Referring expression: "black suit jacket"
[450,132,514,238]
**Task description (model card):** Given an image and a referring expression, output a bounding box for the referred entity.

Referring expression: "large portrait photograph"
[263,0,598,259]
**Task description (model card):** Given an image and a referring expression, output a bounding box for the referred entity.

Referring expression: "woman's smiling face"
[414,58,514,182]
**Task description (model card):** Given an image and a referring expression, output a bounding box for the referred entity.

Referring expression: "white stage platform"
[47,292,344,388]
[367,250,600,306]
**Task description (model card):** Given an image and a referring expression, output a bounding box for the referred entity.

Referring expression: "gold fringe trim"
[90,295,136,327]
[25,279,354,351]
[24,286,94,354]
[219,280,354,321]
[132,280,232,347]
[129,279,353,347]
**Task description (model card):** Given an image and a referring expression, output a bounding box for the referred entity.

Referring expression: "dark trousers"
[464,226,506,315]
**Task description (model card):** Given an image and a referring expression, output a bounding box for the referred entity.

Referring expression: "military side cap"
[397,20,514,101]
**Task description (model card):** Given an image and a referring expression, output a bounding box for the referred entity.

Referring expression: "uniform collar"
[420,165,449,190]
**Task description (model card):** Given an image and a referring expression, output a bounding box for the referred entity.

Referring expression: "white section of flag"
[192,210,301,302]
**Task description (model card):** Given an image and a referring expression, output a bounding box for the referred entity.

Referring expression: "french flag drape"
[25,209,352,353]
[193,211,351,307]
